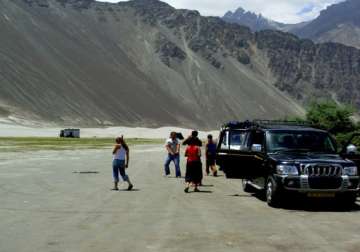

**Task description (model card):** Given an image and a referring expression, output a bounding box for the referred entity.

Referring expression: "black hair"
[191,130,199,137]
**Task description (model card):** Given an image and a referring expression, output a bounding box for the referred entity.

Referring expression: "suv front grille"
[300,164,342,177]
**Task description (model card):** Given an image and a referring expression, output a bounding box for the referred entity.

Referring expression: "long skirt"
[185,160,202,184]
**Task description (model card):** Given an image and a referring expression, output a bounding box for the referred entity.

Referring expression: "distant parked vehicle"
[60,129,80,138]
[216,120,360,207]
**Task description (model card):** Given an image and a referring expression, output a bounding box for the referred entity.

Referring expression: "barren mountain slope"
[0,0,306,128]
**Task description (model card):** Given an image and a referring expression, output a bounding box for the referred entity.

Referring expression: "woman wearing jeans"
[112,136,133,191]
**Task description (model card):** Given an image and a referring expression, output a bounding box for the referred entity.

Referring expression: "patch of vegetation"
[306,101,356,134]
[0,137,164,152]
[285,100,360,148]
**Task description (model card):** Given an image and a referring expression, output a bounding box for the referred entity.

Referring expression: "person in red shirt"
[184,138,202,193]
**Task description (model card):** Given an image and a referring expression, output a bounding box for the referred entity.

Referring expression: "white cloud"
[97,0,346,24]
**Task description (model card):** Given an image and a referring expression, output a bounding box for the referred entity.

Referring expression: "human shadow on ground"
[199,184,214,187]
[118,188,141,192]
[111,189,141,192]
[187,190,213,194]
[73,171,100,174]
[251,191,360,212]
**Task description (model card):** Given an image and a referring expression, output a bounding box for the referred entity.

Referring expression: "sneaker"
[163,174,171,178]
[176,176,182,178]
[184,187,189,193]
[127,184,133,191]
[112,188,119,191]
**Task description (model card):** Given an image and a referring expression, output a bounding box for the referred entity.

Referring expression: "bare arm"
[112,144,120,154]
[175,143,180,154]
[125,149,129,168]
[166,144,174,155]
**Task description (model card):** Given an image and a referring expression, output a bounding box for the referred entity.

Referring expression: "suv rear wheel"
[266,176,282,207]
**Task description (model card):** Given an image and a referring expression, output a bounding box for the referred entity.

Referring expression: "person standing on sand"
[164,132,181,178]
[205,134,218,176]
[112,136,133,191]
[183,130,203,184]
[184,138,202,193]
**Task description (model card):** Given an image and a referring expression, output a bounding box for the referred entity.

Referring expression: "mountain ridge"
[292,0,360,49]
[223,0,360,49]
[222,6,308,32]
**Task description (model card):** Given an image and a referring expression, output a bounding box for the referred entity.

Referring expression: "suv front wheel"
[266,176,282,207]
[242,179,254,193]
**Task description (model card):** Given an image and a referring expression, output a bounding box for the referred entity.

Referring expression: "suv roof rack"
[253,120,312,127]
[222,120,312,130]
[222,120,255,129]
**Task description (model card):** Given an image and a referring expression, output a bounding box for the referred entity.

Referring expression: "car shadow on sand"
[251,192,360,212]
[229,194,253,197]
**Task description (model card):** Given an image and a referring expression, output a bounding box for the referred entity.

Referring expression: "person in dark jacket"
[183,130,202,147]
[205,134,217,176]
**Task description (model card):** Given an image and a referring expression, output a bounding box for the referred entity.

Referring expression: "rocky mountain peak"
[291,0,360,48]
[222,6,287,32]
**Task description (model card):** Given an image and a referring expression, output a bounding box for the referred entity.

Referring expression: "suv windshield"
[267,130,336,153]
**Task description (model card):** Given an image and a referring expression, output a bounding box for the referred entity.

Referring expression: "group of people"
[110,131,218,193]
[164,131,218,193]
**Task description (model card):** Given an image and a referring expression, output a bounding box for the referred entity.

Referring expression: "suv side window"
[229,130,248,150]
[220,130,229,150]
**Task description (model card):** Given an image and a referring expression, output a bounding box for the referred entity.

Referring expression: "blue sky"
[97,0,345,23]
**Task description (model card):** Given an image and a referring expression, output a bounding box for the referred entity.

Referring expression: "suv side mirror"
[347,144,357,155]
[251,144,262,152]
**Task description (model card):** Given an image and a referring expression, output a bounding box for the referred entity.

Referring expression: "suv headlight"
[276,165,299,175]
[343,166,358,176]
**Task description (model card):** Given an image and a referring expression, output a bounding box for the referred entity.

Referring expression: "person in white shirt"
[112,136,133,191]
[164,132,181,178]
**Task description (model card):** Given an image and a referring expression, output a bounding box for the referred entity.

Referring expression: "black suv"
[216,121,360,207]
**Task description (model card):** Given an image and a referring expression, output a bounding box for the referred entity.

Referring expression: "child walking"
[206,134,218,176]
[184,138,203,193]
[112,136,133,191]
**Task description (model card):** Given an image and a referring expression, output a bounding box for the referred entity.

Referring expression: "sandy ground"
[0,145,360,252]
[0,119,218,138]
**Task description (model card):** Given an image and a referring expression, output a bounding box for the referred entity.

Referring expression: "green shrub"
[306,101,356,134]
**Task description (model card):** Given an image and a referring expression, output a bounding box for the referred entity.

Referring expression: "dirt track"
[0,145,360,252]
